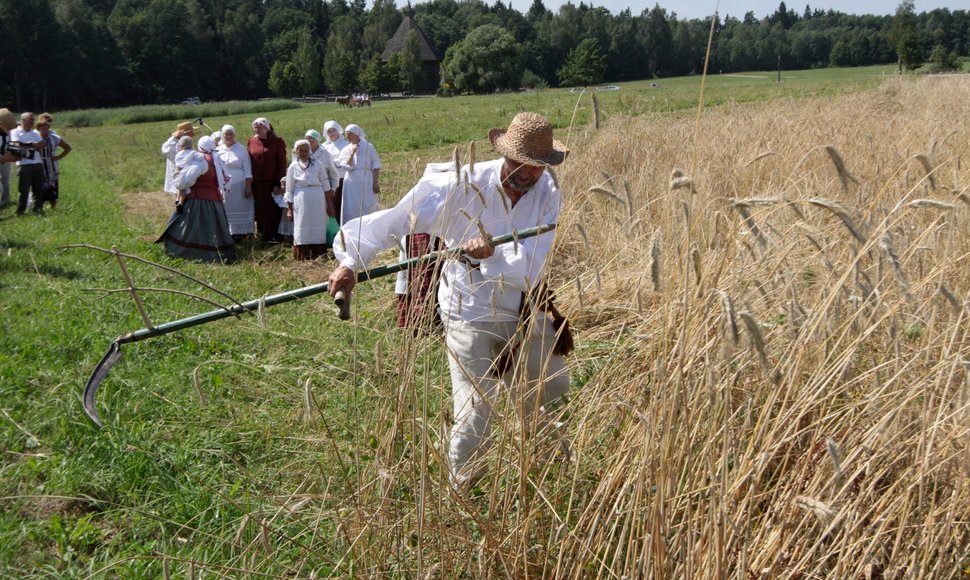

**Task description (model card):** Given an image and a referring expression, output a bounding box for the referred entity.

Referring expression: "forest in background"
[1,0,967,110]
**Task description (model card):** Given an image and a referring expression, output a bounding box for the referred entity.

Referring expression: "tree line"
[1,0,966,110]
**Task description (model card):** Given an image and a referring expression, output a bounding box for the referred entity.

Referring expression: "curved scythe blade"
[83,340,122,429]
[78,224,557,428]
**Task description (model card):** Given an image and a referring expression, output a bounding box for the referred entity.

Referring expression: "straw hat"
[171,120,197,137]
[488,112,568,167]
[0,108,15,132]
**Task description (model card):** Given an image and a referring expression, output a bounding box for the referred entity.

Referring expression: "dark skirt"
[157,198,237,263]
[333,178,343,225]
[253,179,282,242]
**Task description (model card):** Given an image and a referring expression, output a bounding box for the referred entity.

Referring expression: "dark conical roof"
[381,16,438,62]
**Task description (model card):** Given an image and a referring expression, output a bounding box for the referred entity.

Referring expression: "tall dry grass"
[208,77,968,578]
[544,76,969,578]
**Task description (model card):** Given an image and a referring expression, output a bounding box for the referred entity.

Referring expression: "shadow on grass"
[0,237,30,250]
[3,259,89,281]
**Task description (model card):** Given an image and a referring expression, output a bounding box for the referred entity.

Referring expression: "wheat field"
[15,76,965,578]
[528,76,970,578]
[294,77,970,578]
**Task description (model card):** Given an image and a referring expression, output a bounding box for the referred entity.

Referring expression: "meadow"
[1,65,968,577]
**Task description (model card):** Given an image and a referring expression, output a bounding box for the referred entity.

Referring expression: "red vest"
[190,155,223,201]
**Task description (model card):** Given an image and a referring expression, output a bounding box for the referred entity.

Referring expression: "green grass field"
[0,64,954,577]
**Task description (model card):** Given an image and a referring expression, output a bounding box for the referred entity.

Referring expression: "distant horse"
[335,96,351,108]
[354,97,371,107]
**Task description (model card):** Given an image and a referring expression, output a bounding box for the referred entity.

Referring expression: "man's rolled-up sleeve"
[161,137,177,158]
[333,173,451,272]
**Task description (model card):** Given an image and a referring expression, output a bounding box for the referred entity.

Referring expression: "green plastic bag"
[326,216,340,246]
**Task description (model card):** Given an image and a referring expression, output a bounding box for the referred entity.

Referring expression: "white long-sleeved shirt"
[323,137,349,179]
[217,142,252,185]
[172,150,207,191]
[311,146,340,192]
[161,136,179,194]
[334,158,561,323]
[283,158,329,202]
[336,140,381,174]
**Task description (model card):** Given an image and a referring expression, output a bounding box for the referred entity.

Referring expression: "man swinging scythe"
[81,113,572,493]
[328,112,573,490]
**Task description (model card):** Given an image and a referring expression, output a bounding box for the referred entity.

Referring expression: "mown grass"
[2,65,966,577]
[55,100,304,128]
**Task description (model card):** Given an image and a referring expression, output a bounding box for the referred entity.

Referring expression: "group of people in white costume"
[160,118,382,262]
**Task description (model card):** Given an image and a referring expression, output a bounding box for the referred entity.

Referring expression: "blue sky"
[504,1,965,21]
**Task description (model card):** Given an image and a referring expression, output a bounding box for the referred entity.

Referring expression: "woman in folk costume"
[322,120,348,220]
[284,140,331,260]
[304,128,340,218]
[172,135,202,198]
[217,124,254,238]
[157,136,236,264]
[272,178,294,244]
[335,124,381,224]
[35,113,72,210]
[247,117,287,243]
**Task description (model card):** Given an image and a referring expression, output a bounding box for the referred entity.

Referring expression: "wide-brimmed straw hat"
[171,120,197,137]
[488,112,568,167]
[0,108,16,132]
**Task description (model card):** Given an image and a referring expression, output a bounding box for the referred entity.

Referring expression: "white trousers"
[444,315,570,488]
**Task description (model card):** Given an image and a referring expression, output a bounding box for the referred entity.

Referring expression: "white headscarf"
[292,139,313,162]
[344,124,366,140]
[211,130,222,146]
[323,120,343,136]
[198,135,215,154]
[252,117,270,131]
[322,121,349,176]
[221,124,236,136]
[198,136,230,198]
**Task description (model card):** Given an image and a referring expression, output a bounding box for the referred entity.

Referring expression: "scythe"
[82,224,556,428]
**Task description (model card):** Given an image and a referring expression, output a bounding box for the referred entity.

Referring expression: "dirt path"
[121,190,172,240]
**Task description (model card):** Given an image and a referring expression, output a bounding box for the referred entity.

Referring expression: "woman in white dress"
[216,124,254,238]
[335,124,381,224]
[284,139,330,260]
[322,120,349,219]
[305,128,340,215]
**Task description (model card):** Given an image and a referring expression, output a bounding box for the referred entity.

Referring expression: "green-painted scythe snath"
[82,224,557,428]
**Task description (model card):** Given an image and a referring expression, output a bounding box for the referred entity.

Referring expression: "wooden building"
[381,16,440,94]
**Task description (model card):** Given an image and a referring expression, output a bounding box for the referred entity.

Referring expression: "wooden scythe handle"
[334,289,351,320]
